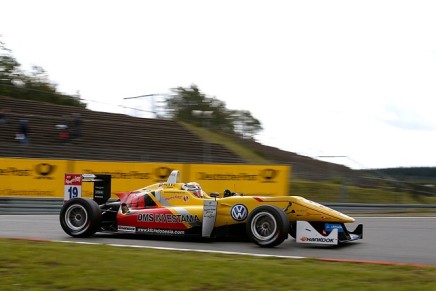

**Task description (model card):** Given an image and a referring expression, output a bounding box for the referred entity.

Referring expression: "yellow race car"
[60,170,363,247]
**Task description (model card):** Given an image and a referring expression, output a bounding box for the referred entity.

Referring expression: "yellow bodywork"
[125,180,355,229]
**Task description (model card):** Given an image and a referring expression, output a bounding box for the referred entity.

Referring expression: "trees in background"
[0,38,85,108]
[166,85,263,139]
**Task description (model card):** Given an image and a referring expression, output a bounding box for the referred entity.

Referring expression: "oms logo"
[35,163,56,179]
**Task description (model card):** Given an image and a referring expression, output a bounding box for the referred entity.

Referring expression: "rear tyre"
[60,198,102,238]
[246,205,289,248]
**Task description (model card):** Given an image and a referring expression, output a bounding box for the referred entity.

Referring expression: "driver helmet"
[183,182,203,198]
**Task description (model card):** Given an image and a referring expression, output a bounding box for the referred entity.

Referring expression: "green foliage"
[367,167,436,178]
[290,178,436,204]
[165,84,262,138]
[358,167,436,196]
[230,109,263,139]
[0,37,86,108]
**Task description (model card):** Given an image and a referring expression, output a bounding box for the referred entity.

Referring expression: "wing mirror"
[209,192,219,198]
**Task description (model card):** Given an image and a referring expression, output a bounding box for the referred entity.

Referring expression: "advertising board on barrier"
[72,161,188,198]
[188,164,290,196]
[0,158,290,198]
[0,158,69,197]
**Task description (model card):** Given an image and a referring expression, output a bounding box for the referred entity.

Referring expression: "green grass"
[0,239,435,291]
[182,122,436,205]
[181,122,271,164]
[290,179,436,205]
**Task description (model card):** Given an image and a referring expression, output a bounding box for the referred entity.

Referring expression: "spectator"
[16,118,30,144]
[57,124,70,142]
[56,115,70,143]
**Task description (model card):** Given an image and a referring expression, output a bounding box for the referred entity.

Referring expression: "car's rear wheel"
[246,205,289,247]
[60,198,102,237]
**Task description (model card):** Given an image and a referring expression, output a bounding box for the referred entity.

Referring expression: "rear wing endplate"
[64,173,111,204]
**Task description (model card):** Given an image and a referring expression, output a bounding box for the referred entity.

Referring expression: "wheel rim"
[251,212,277,242]
[65,204,88,233]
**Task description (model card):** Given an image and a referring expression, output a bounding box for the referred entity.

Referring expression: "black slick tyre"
[59,198,102,238]
[246,205,289,248]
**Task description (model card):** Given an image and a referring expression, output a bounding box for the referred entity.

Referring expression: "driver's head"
[183,182,203,198]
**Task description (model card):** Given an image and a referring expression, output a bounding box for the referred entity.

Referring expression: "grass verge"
[181,122,271,164]
[291,179,436,204]
[0,238,435,291]
[182,122,436,205]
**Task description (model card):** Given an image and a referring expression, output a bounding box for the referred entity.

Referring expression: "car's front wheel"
[246,205,289,247]
[59,198,102,238]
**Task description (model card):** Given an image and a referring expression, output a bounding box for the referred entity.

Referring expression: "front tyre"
[60,198,102,238]
[246,205,290,248]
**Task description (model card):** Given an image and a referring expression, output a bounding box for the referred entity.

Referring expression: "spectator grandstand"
[0,95,245,163]
[0,95,360,181]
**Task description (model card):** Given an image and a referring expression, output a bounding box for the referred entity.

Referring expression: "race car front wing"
[296,221,363,245]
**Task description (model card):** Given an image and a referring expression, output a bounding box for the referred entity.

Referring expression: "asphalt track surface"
[1,215,435,266]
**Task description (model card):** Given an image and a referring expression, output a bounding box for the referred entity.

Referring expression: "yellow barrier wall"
[73,161,189,198]
[0,158,289,197]
[0,158,70,197]
[188,164,290,196]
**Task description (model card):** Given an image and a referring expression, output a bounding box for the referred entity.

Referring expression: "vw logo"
[230,204,248,221]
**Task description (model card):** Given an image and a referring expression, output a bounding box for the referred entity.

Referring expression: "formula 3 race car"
[60,170,363,247]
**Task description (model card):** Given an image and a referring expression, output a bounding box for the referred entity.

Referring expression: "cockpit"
[181,182,204,198]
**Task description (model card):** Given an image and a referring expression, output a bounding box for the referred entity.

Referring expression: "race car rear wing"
[64,173,111,204]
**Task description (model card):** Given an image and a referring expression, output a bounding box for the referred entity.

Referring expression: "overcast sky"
[1,0,436,169]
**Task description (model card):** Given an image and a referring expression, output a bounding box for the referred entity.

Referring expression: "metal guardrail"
[0,197,435,215]
[0,197,64,215]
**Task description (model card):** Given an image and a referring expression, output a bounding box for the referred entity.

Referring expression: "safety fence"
[1,197,435,215]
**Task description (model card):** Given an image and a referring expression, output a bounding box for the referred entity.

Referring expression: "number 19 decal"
[67,186,79,199]
[64,173,82,202]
